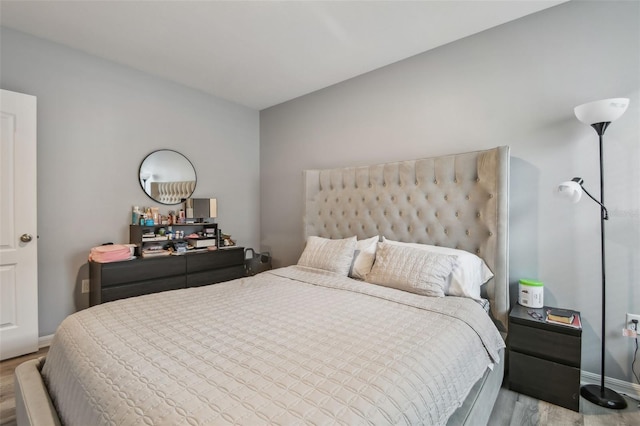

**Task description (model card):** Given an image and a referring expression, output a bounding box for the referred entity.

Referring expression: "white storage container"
[518,279,544,308]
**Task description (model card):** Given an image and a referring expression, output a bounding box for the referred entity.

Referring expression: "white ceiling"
[1,1,566,110]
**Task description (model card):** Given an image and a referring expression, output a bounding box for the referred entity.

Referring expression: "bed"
[15,146,510,426]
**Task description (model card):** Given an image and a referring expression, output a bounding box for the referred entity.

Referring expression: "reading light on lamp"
[557,178,583,203]
[559,97,629,410]
[557,177,609,219]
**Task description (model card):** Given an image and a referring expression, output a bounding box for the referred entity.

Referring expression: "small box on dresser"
[508,304,582,412]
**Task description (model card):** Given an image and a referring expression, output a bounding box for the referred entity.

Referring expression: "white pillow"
[298,236,357,276]
[382,237,493,300]
[349,236,379,280]
[366,243,457,297]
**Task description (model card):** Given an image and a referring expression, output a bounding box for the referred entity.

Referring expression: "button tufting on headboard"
[303,146,510,332]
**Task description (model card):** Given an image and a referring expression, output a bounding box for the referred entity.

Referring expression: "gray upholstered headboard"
[303,146,510,332]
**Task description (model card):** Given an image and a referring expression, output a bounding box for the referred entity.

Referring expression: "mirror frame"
[138,149,197,205]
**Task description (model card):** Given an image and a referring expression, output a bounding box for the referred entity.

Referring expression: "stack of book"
[203,228,217,238]
[187,237,217,249]
[142,233,168,242]
[141,248,171,258]
[546,308,582,329]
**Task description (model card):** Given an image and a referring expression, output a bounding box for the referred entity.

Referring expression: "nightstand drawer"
[509,351,580,411]
[510,322,581,367]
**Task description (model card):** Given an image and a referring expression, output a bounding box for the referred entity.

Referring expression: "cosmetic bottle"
[151,207,160,225]
[132,206,140,225]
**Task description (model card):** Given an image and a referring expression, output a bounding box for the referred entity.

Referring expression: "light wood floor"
[488,387,639,425]
[0,347,48,426]
[1,347,638,425]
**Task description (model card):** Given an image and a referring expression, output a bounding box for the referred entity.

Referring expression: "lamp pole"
[579,121,627,409]
[597,124,607,398]
[568,98,629,409]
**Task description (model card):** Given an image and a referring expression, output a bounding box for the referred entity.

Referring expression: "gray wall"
[260,1,640,383]
[0,28,260,336]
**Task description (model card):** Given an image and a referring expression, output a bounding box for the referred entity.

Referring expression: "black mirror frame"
[138,149,197,205]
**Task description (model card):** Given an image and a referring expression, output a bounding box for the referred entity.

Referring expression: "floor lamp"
[557,97,629,409]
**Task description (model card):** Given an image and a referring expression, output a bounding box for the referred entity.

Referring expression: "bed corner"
[14,357,61,426]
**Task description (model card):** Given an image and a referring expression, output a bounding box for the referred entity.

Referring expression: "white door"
[0,89,38,360]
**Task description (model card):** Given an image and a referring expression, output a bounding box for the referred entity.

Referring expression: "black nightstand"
[508,304,582,412]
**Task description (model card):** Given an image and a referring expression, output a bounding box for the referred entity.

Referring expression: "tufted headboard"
[303,146,510,332]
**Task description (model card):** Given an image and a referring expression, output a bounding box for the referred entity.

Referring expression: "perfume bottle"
[132,206,140,225]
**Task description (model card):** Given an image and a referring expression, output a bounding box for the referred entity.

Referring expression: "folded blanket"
[89,244,131,263]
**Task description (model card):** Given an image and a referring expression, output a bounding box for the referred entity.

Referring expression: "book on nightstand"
[546,309,582,329]
[547,308,574,323]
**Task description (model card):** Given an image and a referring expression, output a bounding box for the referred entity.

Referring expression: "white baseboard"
[581,371,640,401]
[38,334,54,348]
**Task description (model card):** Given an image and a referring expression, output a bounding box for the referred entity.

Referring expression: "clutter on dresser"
[93,199,222,261]
[132,198,218,227]
[220,231,236,247]
[131,223,220,257]
[128,201,241,257]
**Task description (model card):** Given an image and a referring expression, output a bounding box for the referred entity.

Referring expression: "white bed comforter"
[42,266,505,425]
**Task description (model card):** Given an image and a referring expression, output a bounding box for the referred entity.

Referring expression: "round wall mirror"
[139,150,197,205]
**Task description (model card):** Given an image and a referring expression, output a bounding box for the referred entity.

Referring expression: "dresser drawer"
[186,248,244,273]
[509,323,581,367]
[98,256,185,286]
[187,265,246,287]
[509,351,580,411]
[101,276,186,303]
[89,247,245,305]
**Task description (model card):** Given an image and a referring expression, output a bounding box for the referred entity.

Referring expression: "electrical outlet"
[81,279,90,294]
[626,313,640,331]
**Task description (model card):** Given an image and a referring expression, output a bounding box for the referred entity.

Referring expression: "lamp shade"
[557,180,583,203]
[574,98,629,125]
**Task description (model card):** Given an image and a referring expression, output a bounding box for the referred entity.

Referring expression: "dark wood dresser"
[89,247,245,305]
[508,304,582,412]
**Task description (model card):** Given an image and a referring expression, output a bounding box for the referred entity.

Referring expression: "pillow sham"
[297,236,357,276]
[382,237,493,300]
[366,243,457,297]
[349,235,379,280]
